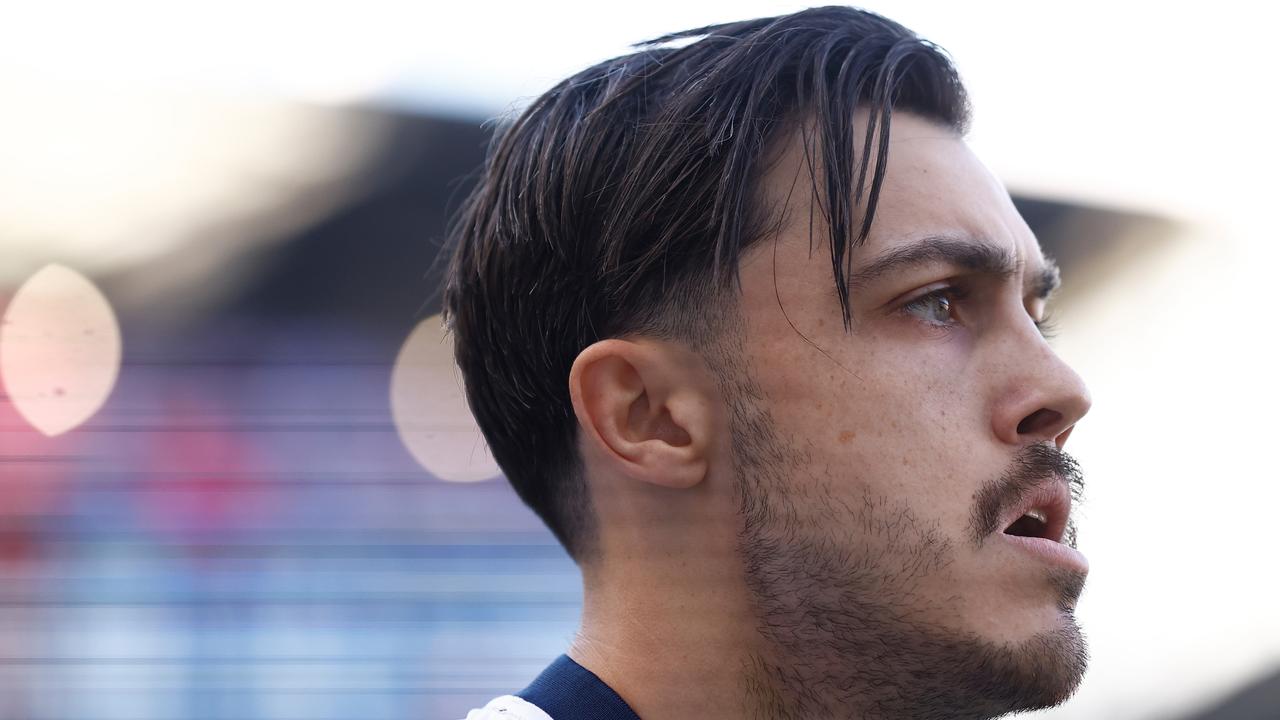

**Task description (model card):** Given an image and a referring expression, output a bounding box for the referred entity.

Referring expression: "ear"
[568,338,715,490]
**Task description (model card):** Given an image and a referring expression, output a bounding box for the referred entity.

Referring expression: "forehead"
[757,112,1046,279]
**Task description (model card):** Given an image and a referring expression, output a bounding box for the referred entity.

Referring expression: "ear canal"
[651,406,693,447]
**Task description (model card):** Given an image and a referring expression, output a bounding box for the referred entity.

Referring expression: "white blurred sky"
[3,0,1275,222]
[2,2,1278,718]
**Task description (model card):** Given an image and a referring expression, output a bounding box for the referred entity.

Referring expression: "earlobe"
[568,339,713,490]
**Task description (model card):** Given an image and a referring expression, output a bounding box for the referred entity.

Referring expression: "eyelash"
[1034,311,1059,340]
[901,286,1058,339]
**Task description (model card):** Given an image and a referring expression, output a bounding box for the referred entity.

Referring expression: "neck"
[567,532,795,719]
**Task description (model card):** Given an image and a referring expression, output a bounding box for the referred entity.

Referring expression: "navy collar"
[517,654,643,720]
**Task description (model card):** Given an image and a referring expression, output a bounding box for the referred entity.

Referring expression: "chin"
[949,573,1091,713]
[964,614,1091,714]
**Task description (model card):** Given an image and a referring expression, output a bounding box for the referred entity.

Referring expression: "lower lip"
[1000,534,1089,573]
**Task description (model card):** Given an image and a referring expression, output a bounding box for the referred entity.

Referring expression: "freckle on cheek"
[838,430,856,444]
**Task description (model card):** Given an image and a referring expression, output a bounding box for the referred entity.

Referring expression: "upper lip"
[999,477,1072,543]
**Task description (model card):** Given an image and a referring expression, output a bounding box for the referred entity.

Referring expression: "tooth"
[1024,508,1048,523]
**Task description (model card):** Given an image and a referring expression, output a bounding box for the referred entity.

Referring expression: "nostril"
[1017,408,1063,437]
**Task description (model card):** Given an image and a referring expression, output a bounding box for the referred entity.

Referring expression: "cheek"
[863,336,979,456]
[861,343,991,535]
[749,330,986,523]
[855,325,974,418]
[753,331,972,451]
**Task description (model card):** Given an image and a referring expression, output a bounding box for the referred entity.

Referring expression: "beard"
[717,358,1089,720]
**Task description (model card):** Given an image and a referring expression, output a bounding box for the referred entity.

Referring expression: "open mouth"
[998,481,1071,545]
[1003,508,1051,539]
[994,480,1087,571]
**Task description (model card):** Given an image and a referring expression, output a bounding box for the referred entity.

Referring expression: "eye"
[902,288,961,326]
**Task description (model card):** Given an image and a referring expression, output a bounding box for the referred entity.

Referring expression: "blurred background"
[1,1,1277,718]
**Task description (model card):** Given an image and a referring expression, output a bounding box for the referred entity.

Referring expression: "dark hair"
[442,5,970,562]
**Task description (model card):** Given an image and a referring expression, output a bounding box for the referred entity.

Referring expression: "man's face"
[723,112,1092,718]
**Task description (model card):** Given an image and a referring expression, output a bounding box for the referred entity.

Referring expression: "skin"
[566,112,1092,719]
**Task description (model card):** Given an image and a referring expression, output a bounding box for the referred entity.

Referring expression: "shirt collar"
[517,654,643,720]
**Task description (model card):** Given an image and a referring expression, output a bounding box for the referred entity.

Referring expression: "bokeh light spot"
[0,263,121,436]
[390,314,500,483]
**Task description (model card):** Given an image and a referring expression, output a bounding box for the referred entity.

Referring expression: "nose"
[990,330,1092,450]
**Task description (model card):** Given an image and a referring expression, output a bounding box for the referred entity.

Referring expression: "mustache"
[969,444,1085,548]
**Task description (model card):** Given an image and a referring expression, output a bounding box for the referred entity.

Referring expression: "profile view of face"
[712,112,1092,715]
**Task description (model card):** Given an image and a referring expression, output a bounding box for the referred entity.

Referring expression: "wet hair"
[442,5,970,562]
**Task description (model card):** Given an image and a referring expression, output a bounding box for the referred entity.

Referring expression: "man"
[447,6,1091,719]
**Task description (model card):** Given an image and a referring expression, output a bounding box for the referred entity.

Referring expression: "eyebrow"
[847,234,1061,299]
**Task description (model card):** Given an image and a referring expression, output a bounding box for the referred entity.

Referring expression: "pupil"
[931,296,950,321]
